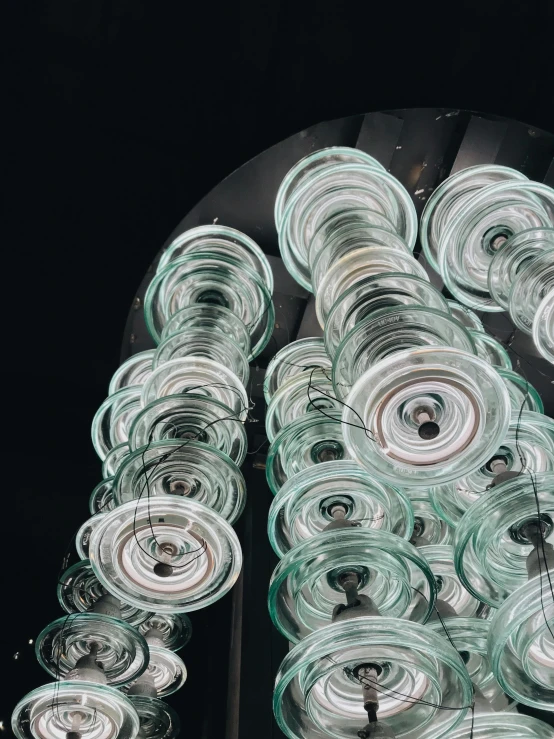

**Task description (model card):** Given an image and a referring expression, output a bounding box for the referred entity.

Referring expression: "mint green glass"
[447,300,485,332]
[128,696,180,739]
[102,442,130,478]
[497,368,544,413]
[268,461,413,557]
[273,617,473,739]
[89,477,116,514]
[264,337,332,404]
[109,350,154,395]
[534,286,554,364]
[138,613,192,652]
[470,330,512,369]
[123,646,186,698]
[420,545,487,618]
[92,387,142,460]
[404,491,454,546]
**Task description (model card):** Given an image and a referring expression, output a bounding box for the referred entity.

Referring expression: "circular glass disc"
[342,347,511,486]
[89,497,242,613]
[497,368,544,413]
[109,351,155,395]
[11,680,140,739]
[138,614,192,652]
[419,545,487,618]
[470,330,512,369]
[264,338,332,404]
[269,528,435,641]
[36,613,149,687]
[77,514,108,560]
[454,471,554,606]
[268,461,414,557]
[404,491,454,547]
[421,712,554,739]
[447,300,485,332]
[113,439,246,524]
[102,443,130,479]
[58,559,152,627]
[123,646,186,698]
[92,387,142,460]
[534,287,554,364]
[273,616,473,739]
[89,478,116,515]
[128,696,180,739]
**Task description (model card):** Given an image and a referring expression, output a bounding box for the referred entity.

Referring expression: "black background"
[4,2,554,736]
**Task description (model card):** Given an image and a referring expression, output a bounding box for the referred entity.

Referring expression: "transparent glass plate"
[447,300,485,332]
[138,613,192,652]
[109,350,155,395]
[122,646,186,698]
[403,491,454,547]
[89,478,116,515]
[128,695,180,739]
[497,368,544,413]
[92,387,142,460]
[534,287,554,364]
[421,712,554,739]
[264,337,332,404]
[419,545,487,618]
[470,330,512,369]
[102,442,130,479]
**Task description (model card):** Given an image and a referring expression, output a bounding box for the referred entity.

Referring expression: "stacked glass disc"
[420,165,554,364]
[12,225,274,739]
[267,147,554,739]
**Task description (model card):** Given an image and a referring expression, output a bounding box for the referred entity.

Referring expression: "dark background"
[4,2,554,737]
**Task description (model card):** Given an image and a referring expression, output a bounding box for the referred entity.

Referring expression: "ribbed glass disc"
[76,514,108,560]
[264,337,332,404]
[454,471,554,606]
[102,442,130,479]
[89,478,116,515]
[129,393,247,465]
[89,497,242,613]
[11,681,140,739]
[488,574,554,710]
[469,330,512,369]
[439,180,554,311]
[534,287,554,363]
[161,303,251,358]
[123,646,186,698]
[275,147,385,231]
[278,163,416,292]
[404,492,454,546]
[138,614,192,651]
[428,618,515,713]
[430,411,554,527]
[58,559,152,627]
[342,347,511,486]
[447,300,485,332]
[158,224,273,293]
[128,696,180,739]
[36,613,149,686]
[421,712,554,739]
[420,164,528,273]
[153,328,249,384]
[509,249,554,334]
[419,545,487,618]
[498,368,544,413]
[144,254,274,357]
[311,225,411,295]
[269,528,435,641]
[141,357,248,420]
[268,461,414,557]
[92,387,142,460]
[273,616,473,739]
[265,369,341,443]
[324,273,449,359]
[488,228,554,310]
[316,246,428,328]
[109,350,155,395]
[333,306,476,400]
[113,439,246,523]
[266,412,350,494]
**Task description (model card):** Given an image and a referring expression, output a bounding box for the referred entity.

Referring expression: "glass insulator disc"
[508,248,554,334]
[268,460,413,557]
[36,613,149,687]
[11,680,140,739]
[113,439,246,524]
[469,330,512,369]
[129,393,247,465]
[316,246,427,329]
[127,696,180,739]
[342,347,511,486]
[58,559,152,627]
[158,224,273,294]
[447,300,485,333]
[497,368,544,413]
[269,528,435,641]
[421,712,554,739]
[89,497,242,613]
[265,369,341,443]
[488,574,554,710]
[144,254,274,358]
[273,616,473,739]
[102,442,130,479]
[141,357,248,421]
[89,478,116,515]
[454,471,554,606]
[403,491,454,547]
[266,412,350,494]
[123,646,186,698]
[92,387,142,461]
[428,617,516,713]
[430,411,554,527]
[439,180,554,311]
[333,306,476,400]
[264,337,332,404]
[109,350,155,395]
[325,273,449,359]
[76,514,108,560]
[420,545,487,618]
[420,164,528,273]
[138,613,192,652]
[534,287,554,364]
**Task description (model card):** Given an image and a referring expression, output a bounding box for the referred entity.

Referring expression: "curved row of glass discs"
[12,226,275,739]
[267,147,554,739]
